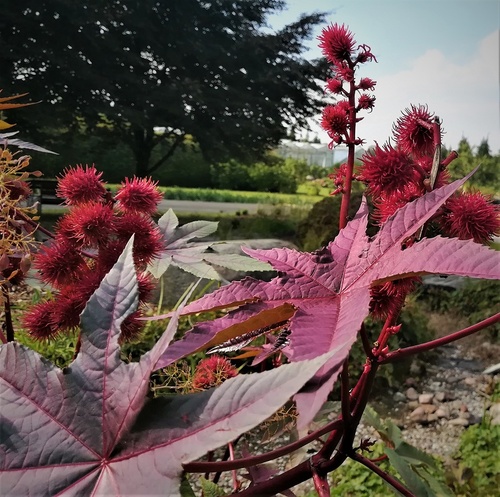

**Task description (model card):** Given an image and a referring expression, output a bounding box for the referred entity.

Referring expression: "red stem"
[228,442,239,491]
[16,209,56,240]
[338,64,357,230]
[349,451,415,497]
[379,313,500,364]
[340,359,351,423]
[359,323,374,359]
[442,150,459,167]
[312,465,331,497]
[184,419,344,473]
[16,208,97,259]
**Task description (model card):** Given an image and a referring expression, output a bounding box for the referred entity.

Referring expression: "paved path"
[40,199,270,215]
[157,199,268,214]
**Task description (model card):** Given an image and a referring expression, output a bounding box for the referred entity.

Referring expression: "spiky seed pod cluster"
[25,166,165,341]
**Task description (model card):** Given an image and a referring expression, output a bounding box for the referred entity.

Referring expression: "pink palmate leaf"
[154,174,500,427]
[0,239,336,496]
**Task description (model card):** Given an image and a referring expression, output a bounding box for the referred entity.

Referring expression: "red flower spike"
[358,143,418,197]
[70,269,108,311]
[59,203,115,247]
[321,104,349,137]
[318,23,356,64]
[34,241,88,288]
[357,94,376,111]
[192,355,238,390]
[356,44,377,64]
[329,163,351,195]
[393,105,436,157]
[326,78,343,94]
[23,301,62,340]
[115,176,163,215]
[358,77,377,91]
[57,165,107,205]
[336,64,355,83]
[439,192,500,244]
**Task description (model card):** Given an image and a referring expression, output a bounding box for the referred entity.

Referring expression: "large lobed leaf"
[154,177,500,427]
[149,209,270,280]
[0,239,335,496]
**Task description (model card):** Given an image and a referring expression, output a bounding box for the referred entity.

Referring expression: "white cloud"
[312,30,500,154]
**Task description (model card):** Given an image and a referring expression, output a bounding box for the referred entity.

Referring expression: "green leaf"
[363,405,385,433]
[179,477,197,497]
[395,442,437,469]
[385,447,435,497]
[199,477,227,497]
[386,419,404,449]
[414,468,455,497]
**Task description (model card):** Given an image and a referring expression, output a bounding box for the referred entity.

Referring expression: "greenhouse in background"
[275,139,366,167]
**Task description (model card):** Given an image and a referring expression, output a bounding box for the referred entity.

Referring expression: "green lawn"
[106,183,330,206]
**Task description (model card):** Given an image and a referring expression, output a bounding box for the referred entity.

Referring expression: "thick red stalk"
[340,358,351,423]
[312,465,331,497]
[338,63,357,230]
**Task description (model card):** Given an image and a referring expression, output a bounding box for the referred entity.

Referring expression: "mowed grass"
[106,183,331,206]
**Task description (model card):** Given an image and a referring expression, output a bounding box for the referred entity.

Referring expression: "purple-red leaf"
[155,176,500,427]
[1,240,335,495]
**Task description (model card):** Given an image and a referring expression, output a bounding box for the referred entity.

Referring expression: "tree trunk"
[129,126,187,177]
[131,126,154,177]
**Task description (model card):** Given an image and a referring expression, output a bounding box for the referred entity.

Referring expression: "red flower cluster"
[25,166,165,341]
[318,23,356,65]
[318,24,376,147]
[192,355,238,390]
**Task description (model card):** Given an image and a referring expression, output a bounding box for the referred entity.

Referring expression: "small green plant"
[448,419,500,495]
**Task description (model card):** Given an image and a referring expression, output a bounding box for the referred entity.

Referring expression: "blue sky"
[268,0,500,153]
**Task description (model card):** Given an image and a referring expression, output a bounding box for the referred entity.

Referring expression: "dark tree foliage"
[0,0,328,176]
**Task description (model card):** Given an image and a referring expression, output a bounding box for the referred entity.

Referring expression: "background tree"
[446,138,499,193]
[1,0,328,177]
